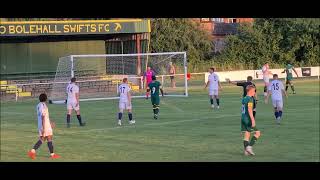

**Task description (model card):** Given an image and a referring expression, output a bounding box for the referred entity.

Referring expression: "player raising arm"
[241,85,261,156]
[281,62,299,94]
[266,74,288,124]
[147,75,164,120]
[66,77,85,128]
[28,93,60,159]
[117,78,135,126]
[227,76,258,117]
[256,63,273,102]
[205,67,222,109]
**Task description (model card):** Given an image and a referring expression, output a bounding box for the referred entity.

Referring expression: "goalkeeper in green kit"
[147,75,164,120]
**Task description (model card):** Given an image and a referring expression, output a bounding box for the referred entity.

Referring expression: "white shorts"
[272,99,283,109]
[263,76,269,84]
[67,101,80,111]
[119,101,132,110]
[38,128,53,137]
[209,89,219,96]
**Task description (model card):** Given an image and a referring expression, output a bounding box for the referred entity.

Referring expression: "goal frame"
[50,52,188,104]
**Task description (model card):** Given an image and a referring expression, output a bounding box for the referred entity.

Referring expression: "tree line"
[150,18,320,72]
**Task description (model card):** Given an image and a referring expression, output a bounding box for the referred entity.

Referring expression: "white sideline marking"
[1,114,239,140]
[61,114,239,135]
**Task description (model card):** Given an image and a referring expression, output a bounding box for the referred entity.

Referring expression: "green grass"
[1,79,319,162]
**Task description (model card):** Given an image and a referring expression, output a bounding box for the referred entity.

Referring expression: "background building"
[193,18,254,52]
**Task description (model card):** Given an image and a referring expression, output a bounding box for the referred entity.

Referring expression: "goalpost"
[49,52,188,104]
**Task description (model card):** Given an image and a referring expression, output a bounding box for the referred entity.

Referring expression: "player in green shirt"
[147,76,164,119]
[281,62,299,94]
[241,85,261,156]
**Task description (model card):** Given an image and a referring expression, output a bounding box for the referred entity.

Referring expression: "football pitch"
[1,79,319,162]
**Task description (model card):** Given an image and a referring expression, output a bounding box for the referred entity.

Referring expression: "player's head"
[246,85,256,96]
[39,93,47,102]
[123,78,128,83]
[273,74,278,79]
[147,66,151,71]
[169,62,173,66]
[152,75,156,81]
[71,77,76,83]
[247,76,253,82]
[209,67,215,73]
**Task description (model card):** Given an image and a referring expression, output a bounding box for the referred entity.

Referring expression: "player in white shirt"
[266,74,288,124]
[259,63,273,103]
[118,78,135,126]
[28,93,60,159]
[66,77,85,128]
[204,67,222,109]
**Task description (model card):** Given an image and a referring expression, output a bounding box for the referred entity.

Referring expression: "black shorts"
[170,75,174,80]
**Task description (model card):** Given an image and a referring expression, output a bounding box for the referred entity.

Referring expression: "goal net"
[49,52,188,103]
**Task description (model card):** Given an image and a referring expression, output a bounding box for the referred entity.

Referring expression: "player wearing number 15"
[147,75,164,120]
[266,74,287,124]
[117,78,135,126]
[241,85,261,156]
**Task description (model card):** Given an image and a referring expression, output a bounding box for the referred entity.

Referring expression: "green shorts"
[241,117,258,132]
[151,96,160,105]
[286,78,293,85]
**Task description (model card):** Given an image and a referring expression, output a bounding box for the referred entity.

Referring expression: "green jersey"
[241,96,254,122]
[148,81,161,98]
[285,64,294,80]
[241,96,256,132]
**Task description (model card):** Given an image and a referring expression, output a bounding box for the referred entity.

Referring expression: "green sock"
[249,136,258,146]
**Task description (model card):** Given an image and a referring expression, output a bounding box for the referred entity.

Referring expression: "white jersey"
[36,102,52,133]
[268,80,284,100]
[66,83,79,103]
[208,73,219,90]
[119,83,131,103]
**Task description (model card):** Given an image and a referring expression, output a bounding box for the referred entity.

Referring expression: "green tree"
[218,18,320,70]
[150,18,214,70]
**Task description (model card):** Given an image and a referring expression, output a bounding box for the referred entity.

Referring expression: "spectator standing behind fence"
[168,62,176,88]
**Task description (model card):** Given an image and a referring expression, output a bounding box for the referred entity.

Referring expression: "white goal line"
[50,95,187,104]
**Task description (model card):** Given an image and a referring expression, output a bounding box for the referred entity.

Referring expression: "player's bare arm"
[75,92,79,107]
[127,90,132,104]
[227,79,238,85]
[41,114,45,137]
[204,81,209,89]
[282,89,288,99]
[248,102,255,127]
[218,81,222,90]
